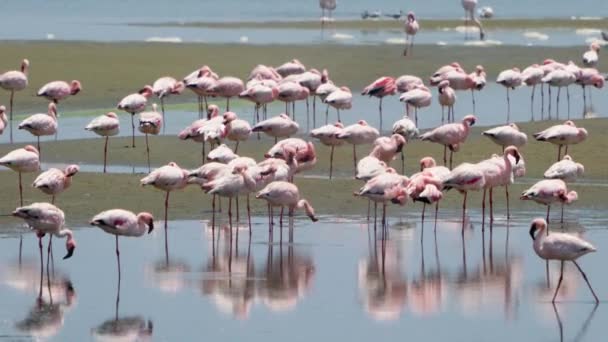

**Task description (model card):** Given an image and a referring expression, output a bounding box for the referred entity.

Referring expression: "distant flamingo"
[336,120,380,176]
[252,113,299,143]
[582,42,600,68]
[222,112,252,153]
[141,162,189,234]
[395,75,423,93]
[37,80,81,105]
[85,112,120,173]
[138,103,163,172]
[521,64,544,120]
[323,86,352,122]
[310,122,344,179]
[0,106,7,135]
[403,12,419,56]
[209,77,245,111]
[256,181,318,231]
[482,123,528,150]
[33,165,80,204]
[275,59,306,78]
[496,68,522,122]
[0,59,29,142]
[319,0,337,19]
[544,155,585,182]
[117,85,153,148]
[461,0,485,40]
[152,77,184,133]
[90,209,154,280]
[534,120,588,161]
[362,76,396,131]
[18,103,58,156]
[520,179,578,223]
[0,145,40,205]
[419,115,476,168]
[576,68,604,110]
[442,162,486,226]
[437,80,456,123]
[529,218,598,303]
[399,85,432,125]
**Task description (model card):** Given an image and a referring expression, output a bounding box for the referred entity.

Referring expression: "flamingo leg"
[530,85,536,121]
[164,191,170,232]
[556,87,561,119]
[490,187,495,222]
[337,108,341,122]
[541,83,545,120]
[546,206,551,228]
[130,113,136,148]
[306,97,310,132]
[212,194,216,231]
[226,97,230,111]
[548,86,552,119]
[566,87,570,119]
[421,203,426,226]
[378,98,383,133]
[552,260,564,303]
[572,260,599,303]
[247,195,251,236]
[325,104,329,124]
[443,145,447,167]
[582,86,587,114]
[329,145,334,179]
[434,202,439,232]
[161,97,166,134]
[449,150,454,169]
[116,235,121,284]
[471,90,476,114]
[441,106,445,124]
[18,172,23,206]
[482,189,486,227]
[557,145,562,162]
[9,90,14,143]
[505,184,510,220]
[236,197,240,224]
[352,144,357,178]
[104,136,109,173]
[313,95,316,128]
[462,192,468,229]
[38,234,43,298]
[561,203,564,223]
[401,150,405,175]
[145,133,151,173]
[37,137,41,157]
[506,88,511,123]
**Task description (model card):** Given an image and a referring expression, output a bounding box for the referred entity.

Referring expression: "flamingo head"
[407,12,415,20]
[542,59,556,65]
[23,145,40,155]
[529,218,547,240]
[392,134,407,152]
[419,156,436,171]
[171,81,186,94]
[64,164,80,177]
[321,69,329,83]
[578,127,588,139]
[591,74,604,88]
[138,212,155,234]
[21,59,30,73]
[504,145,521,164]
[508,123,520,130]
[48,102,58,117]
[70,80,82,95]
[475,65,485,74]
[462,115,477,127]
[222,111,238,124]
[590,42,601,52]
[357,119,368,126]
[390,187,409,205]
[106,112,118,119]
[333,121,344,128]
[438,79,450,89]
[207,104,220,118]
[64,235,76,260]
[563,120,576,126]
[139,85,154,98]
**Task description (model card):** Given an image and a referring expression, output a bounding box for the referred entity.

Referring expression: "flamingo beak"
[148,221,154,234]
[529,223,537,241]
[515,152,521,164]
[63,245,75,259]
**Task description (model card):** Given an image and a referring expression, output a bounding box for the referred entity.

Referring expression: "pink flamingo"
[356,156,387,181]
[256,181,318,231]
[496,68,522,122]
[90,209,154,280]
[265,138,317,174]
[482,123,528,150]
[521,64,544,120]
[405,173,444,227]
[468,65,486,113]
[275,59,306,78]
[33,165,80,204]
[461,0,485,40]
[222,112,251,153]
[520,179,578,223]
[248,64,281,82]
[319,0,337,19]
[477,146,521,222]
[310,122,344,179]
[576,68,604,110]
[403,12,420,56]
[152,77,185,133]
[362,76,396,131]
[323,86,352,122]
[542,68,578,119]
[355,169,409,229]
[529,218,598,303]
[117,85,153,148]
[419,115,476,168]
[239,83,278,125]
[336,120,380,176]
[392,116,419,173]
[0,145,40,205]
[37,80,81,105]
[297,68,327,128]
[0,59,29,142]
[207,144,238,164]
[430,62,464,84]
[140,162,189,233]
[395,75,423,93]
[138,103,163,172]
[209,77,245,111]
[252,113,299,143]
[399,85,432,125]
[187,162,230,225]
[533,120,588,161]
[0,105,6,135]
[85,112,120,173]
[443,162,486,226]
[544,155,585,182]
[184,67,218,118]
[582,42,600,68]
[370,134,406,166]
[437,80,456,123]
[316,82,338,123]
[277,81,310,120]
[539,59,564,118]
[418,156,451,221]
[18,103,58,156]
[178,106,221,162]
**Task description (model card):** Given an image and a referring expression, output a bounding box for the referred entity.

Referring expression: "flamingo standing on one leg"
[533,120,588,161]
[152,77,185,133]
[354,169,410,229]
[239,83,278,127]
[0,59,29,143]
[209,77,245,111]
[315,82,338,124]
[496,68,522,123]
[336,120,380,177]
[399,85,432,126]
[275,59,306,78]
[18,103,58,157]
[37,80,81,105]
[277,81,309,120]
[419,115,476,169]
[362,76,396,132]
[482,123,528,150]
[544,155,585,182]
[256,181,319,232]
[576,68,604,112]
[0,145,40,206]
[310,122,344,179]
[437,80,456,123]
[403,12,419,56]
[528,218,599,303]
[392,115,419,173]
[369,134,407,167]
[468,65,486,114]
[85,112,120,173]
[323,86,352,123]
[442,162,486,227]
[184,67,218,118]
[33,165,80,204]
[252,113,299,143]
[138,104,163,172]
[117,85,153,148]
[520,179,578,223]
[222,112,252,153]
[521,64,544,121]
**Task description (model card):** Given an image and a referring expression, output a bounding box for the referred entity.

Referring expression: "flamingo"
[576,68,604,110]
[310,122,344,179]
[395,75,423,93]
[430,62,464,83]
[12,203,76,261]
[461,0,485,40]
[265,138,317,175]
[207,144,239,164]
[405,174,444,227]
[0,59,29,142]
[482,123,528,150]
[117,85,153,148]
[370,134,406,167]
[90,209,154,281]
[319,0,337,20]
[477,146,521,221]
[37,80,81,105]
[496,68,522,122]
[187,162,231,226]
[256,181,318,231]
[354,169,409,228]
[275,59,306,78]
[0,145,40,206]
[528,218,598,303]
[140,162,189,234]
[178,104,222,161]
[18,103,58,156]
[316,82,338,123]
[544,155,585,182]
[277,81,309,120]
[419,115,476,168]
[403,12,419,56]
[336,120,380,176]
[468,65,486,113]
[0,105,6,135]
[252,113,299,143]
[533,120,588,161]
[520,179,578,223]
[195,105,226,151]
[362,76,396,131]
[356,156,387,181]
[582,42,600,68]
[392,116,419,173]
[209,76,245,111]
[248,64,281,82]
[138,103,163,172]
[542,68,578,119]
[539,59,565,119]
[323,86,352,123]
[33,165,79,204]
[437,80,456,123]
[152,77,184,133]
[297,68,327,128]
[442,162,486,227]
[418,156,451,223]
[220,113,250,153]
[184,67,218,118]
[399,85,432,125]
[521,64,544,120]
[85,112,120,173]
[239,83,278,125]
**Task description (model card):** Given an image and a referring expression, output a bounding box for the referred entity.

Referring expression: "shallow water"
[0,208,607,341]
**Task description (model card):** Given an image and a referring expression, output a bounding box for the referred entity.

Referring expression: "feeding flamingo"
[138,103,163,172]
[85,112,120,173]
[0,59,29,142]
[256,181,318,231]
[117,85,153,148]
[0,145,40,206]
[33,165,80,204]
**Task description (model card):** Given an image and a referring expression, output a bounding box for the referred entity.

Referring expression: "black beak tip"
[148,222,154,234]
[63,247,75,260]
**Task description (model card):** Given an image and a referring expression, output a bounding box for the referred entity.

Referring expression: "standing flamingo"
[277,81,310,120]
[482,123,528,150]
[392,116,419,173]
[582,42,600,68]
[468,65,486,113]
[336,120,380,176]
[0,145,40,205]
[207,144,239,164]
[362,77,396,132]
[520,179,578,223]
[533,120,588,161]
[310,122,344,179]
[461,0,485,40]
[256,181,318,230]
[576,68,604,110]
[252,113,299,143]
[403,12,419,56]
[399,85,432,125]
[184,67,218,118]
[152,77,185,133]
[239,83,278,125]
[319,0,337,20]
[396,75,423,93]
[355,169,409,228]
[438,80,456,123]
[18,103,58,156]
[90,209,154,281]
[178,105,223,162]
[265,138,317,174]
[542,68,578,119]
[316,82,338,122]
[140,162,189,233]
[370,134,407,167]
[222,112,252,153]
[521,64,544,120]
[528,218,598,303]
[209,77,245,111]
[297,68,326,128]
[117,85,153,148]
[138,104,163,172]
[323,86,352,123]
[544,155,585,182]
[419,115,476,168]
[85,112,120,173]
[477,146,521,221]
[405,174,444,227]
[0,59,29,142]
[356,156,387,181]
[33,165,80,204]
[37,80,81,105]
[275,59,306,78]
[442,162,486,227]
[496,68,522,122]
